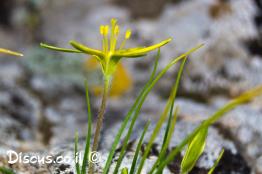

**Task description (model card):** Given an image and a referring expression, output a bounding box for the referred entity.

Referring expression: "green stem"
[89,77,110,174]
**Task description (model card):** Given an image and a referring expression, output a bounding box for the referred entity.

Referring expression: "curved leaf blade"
[181,126,208,174]
[208,149,224,174]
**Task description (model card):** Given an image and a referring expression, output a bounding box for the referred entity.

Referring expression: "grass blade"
[208,149,224,174]
[156,85,262,173]
[103,51,160,174]
[136,70,183,173]
[148,107,178,174]
[129,121,150,174]
[149,48,161,82]
[103,44,203,174]
[137,57,187,174]
[75,131,81,174]
[112,50,161,174]
[149,57,187,174]
[162,57,187,149]
[81,81,93,174]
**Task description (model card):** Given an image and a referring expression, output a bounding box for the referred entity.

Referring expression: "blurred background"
[1,0,262,173]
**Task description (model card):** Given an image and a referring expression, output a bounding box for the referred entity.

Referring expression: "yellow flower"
[0,48,23,56]
[40,18,172,79]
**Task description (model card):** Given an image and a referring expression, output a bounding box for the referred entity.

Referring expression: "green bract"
[40,18,172,79]
[181,126,208,174]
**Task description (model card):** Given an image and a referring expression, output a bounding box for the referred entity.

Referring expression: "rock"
[113,0,168,18]
[41,2,130,48]
[0,83,41,147]
[212,98,262,174]
[0,60,25,86]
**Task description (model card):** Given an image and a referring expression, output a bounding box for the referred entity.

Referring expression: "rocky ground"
[1,0,262,173]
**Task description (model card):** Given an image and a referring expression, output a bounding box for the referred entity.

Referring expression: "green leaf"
[181,126,208,174]
[81,81,93,174]
[112,49,161,174]
[103,51,161,174]
[69,41,104,57]
[129,121,150,174]
[162,57,187,150]
[40,43,82,53]
[0,167,15,174]
[149,57,187,174]
[103,44,202,174]
[156,85,262,173]
[136,57,187,174]
[149,48,160,82]
[74,131,81,174]
[208,149,224,174]
[0,48,23,56]
[148,107,179,174]
[121,167,128,174]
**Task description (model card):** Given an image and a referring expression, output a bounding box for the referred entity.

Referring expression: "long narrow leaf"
[137,57,187,174]
[103,50,160,174]
[208,149,224,174]
[148,107,179,174]
[162,57,187,150]
[156,85,262,173]
[149,57,187,174]
[112,49,161,174]
[103,44,203,174]
[129,122,150,174]
[81,81,93,174]
[149,48,161,82]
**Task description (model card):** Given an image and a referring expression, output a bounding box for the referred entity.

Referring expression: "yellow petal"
[69,40,104,57]
[114,38,172,57]
[0,48,23,56]
[40,43,82,53]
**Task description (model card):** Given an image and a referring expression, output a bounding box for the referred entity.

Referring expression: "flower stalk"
[89,77,110,174]
[92,77,110,152]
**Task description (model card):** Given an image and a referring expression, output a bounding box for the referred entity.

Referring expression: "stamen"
[110,18,118,52]
[104,25,109,53]
[104,25,109,35]
[100,25,105,35]
[114,25,119,36]
[100,25,106,52]
[111,25,119,51]
[125,29,131,39]
[120,29,132,50]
